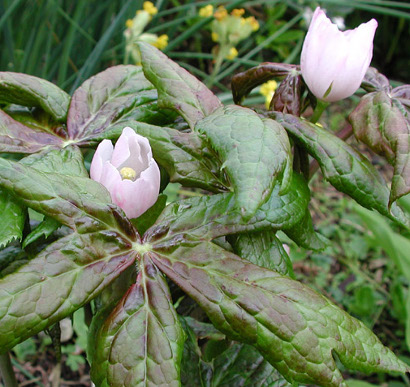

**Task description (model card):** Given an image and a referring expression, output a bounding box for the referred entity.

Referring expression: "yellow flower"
[226,47,238,60]
[214,6,228,21]
[125,19,134,29]
[231,8,245,18]
[260,80,278,109]
[153,34,168,50]
[143,1,158,16]
[199,4,213,18]
[211,32,219,42]
[245,16,259,31]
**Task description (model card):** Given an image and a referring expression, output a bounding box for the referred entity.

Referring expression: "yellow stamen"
[260,80,278,109]
[245,16,259,31]
[120,167,137,181]
[143,1,158,16]
[226,47,238,60]
[199,4,213,18]
[231,8,245,17]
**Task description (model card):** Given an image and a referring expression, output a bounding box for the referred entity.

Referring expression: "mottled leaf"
[137,42,222,129]
[0,188,25,248]
[151,242,409,387]
[0,109,64,153]
[196,105,292,219]
[0,72,70,122]
[91,254,185,387]
[272,112,410,229]
[350,90,410,207]
[230,231,293,276]
[106,121,229,192]
[231,63,296,105]
[67,65,165,142]
[147,173,309,245]
[360,67,390,94]
[0,231,136,353]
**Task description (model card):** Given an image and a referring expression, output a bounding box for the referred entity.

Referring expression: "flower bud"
[90,127,160,219]
[300,7,377,102]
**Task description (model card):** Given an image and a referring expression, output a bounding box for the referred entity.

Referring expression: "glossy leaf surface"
[146,173,309,245]
[0,72,70,122]
[67,65,161,142]
[0,109,63,153]
[151,242,409,386]
[273,112,410,228]
[0,231,136,353]
[350,90,410,206]
[137,42,222,129]
[91,255,184,387]
[196,105,292,219]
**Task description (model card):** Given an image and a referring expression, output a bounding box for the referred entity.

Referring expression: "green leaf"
[230,231,294,276]
[150,241,409,386]
[0,157,135,235]
[106,121,229,192]
[231,63,295,105]
[137,42,222,129]
[0,245,27,277]
[67,65,164,142]
[21,146,89,177]
[196,105,292,219]
[0,109,64,153]
[0,72,70,122]
[91,254,185,387]
[350,90,410,207]
[147,173,309,244]
[22,216,60,248]
[0,188,25,248]
[209,342,288,387]
[0,231,136,353]
[272,112,410,229]
[284,208,329,251]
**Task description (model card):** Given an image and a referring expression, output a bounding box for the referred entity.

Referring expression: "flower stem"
[310,99,329,124]
[0,353,18,387]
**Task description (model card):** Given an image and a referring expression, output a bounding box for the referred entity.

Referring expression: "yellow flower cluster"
[124,2,168,65]
[260,80,278,109]
[198,5,260,62]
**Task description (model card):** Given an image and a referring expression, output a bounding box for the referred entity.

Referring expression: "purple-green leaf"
[151,241,409,387]
[272,112,410,229]
[350,90,410,207]
[231,63,296,105]
[195,105,292,219]
[0,72,70,122]
[0,109,64,153]
[0,231,136,353]
[91,254,184,387]
[137,42,222,129]
[67,65,161,142]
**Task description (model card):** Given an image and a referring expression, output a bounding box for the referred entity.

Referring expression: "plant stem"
[0,353,18,387]
[310,99,329,124]
[206,50,224,88]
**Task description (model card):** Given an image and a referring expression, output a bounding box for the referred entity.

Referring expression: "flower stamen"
[120,167,137,181]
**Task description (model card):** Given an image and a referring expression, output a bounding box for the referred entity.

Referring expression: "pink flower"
[301,7,377,102]
[90,127,160,219]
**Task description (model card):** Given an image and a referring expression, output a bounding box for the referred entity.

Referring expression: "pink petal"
[90,140,113,182]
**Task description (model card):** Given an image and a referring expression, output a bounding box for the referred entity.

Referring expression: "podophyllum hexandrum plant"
[0,22,409,387]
